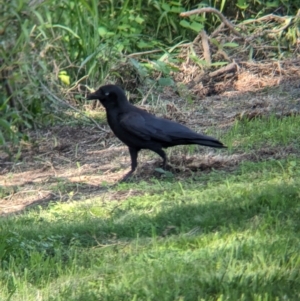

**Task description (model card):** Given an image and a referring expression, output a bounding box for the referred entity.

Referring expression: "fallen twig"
[180,7,244,39]
[209,62,237,77]
[200,30,211,65]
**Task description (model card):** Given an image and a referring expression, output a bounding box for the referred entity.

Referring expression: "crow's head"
[87,85,126,109]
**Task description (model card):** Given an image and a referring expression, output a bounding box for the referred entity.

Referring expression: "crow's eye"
[105,92,110,96]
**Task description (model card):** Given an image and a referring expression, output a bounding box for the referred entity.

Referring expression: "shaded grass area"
[1,114,300,300]
[1,157,300,300]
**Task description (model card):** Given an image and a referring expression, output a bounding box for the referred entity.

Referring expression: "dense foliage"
[0,0,299,147]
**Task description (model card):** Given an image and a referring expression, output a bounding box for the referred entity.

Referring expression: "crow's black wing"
[120,111,173,142]
[120,110,226,148]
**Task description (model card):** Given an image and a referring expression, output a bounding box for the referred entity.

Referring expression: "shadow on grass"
[1,179,299,247]
[1,178,300,300]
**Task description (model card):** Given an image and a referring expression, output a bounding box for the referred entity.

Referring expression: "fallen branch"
[200,30,211,65]
[180,7,244,39]
[240,14,290,25]
[209,62,237,77]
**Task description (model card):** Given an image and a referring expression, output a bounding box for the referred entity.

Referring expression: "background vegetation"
[1,0,299,149]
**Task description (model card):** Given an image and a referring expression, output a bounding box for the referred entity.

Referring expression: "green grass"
[1,157,300,300]
[224,115,300,151]
[1,113,300,301]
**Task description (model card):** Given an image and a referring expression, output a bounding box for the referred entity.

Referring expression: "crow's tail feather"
[194,137,227,148]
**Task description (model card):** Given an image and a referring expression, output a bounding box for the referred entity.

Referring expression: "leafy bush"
[0,0,299,150]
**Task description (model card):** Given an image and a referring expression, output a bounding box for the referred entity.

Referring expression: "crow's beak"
[86,92,98,100]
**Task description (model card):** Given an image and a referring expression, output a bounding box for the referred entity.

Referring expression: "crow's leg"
[152,148,167,169]
[121,147,140,181]
[129,147,139,173]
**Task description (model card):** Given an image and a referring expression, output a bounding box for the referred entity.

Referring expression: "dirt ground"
[1,59,300,215]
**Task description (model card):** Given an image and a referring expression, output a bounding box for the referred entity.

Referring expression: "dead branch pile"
[174,8,300,97]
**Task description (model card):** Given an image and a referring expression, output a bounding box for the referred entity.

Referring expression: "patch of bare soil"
[1,59,300,215]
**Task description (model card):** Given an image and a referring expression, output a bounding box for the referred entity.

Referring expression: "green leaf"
[135,16,144,24]
[129,58,148,78]
[157,61,172,74]
[191,15,206,22]
[210,61,228,66]
[116,43,125,52]
[0,131,5,145]
[0,118,12,131]
[52,24,80,39]
[155,168,173,177]
[210,38,221,48]
[236,0,249,9]
[98,26,107,37]
[181,20,204,32]
[142,63,153,69]
[128,14,135,21]
[266,1,279,8]
[0,98,9,110]
[249,46,254,60]
[170,6,185,13]
[190,55,207,66]
[158,77,174,86]
[79,52,97,69]
[223,42,239,48]
[137,41,150,49]
[58,71,70,85]
[155,168,166,174]
[189,21,203,32]
[98,27,115,37]
[162,3,170,12]
[118,24,130,30]
[179,20,190,28]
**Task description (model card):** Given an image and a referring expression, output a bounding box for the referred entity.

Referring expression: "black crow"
[87,85,226,180]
